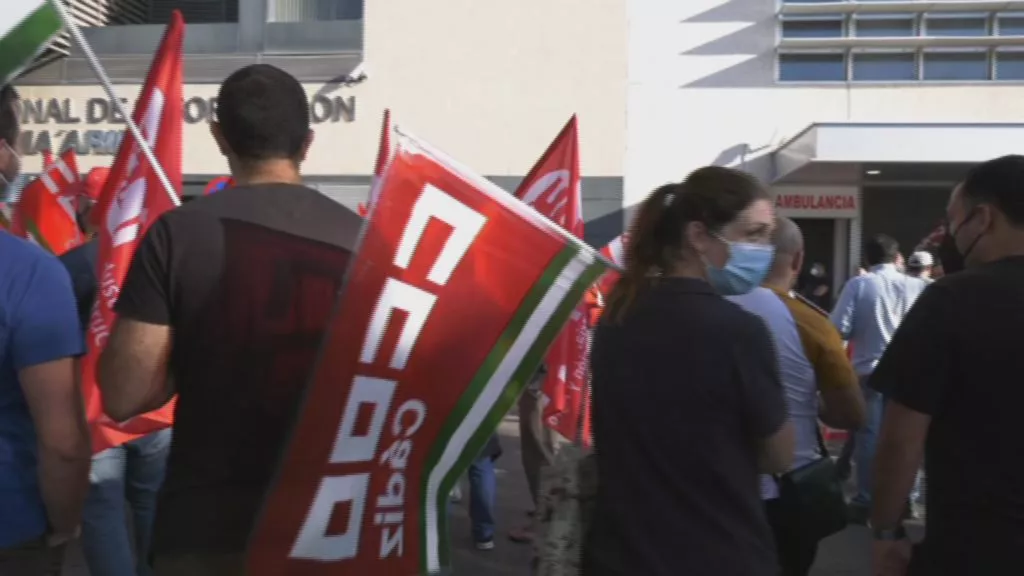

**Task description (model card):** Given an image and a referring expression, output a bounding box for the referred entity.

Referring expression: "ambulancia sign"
[772,186,858,219]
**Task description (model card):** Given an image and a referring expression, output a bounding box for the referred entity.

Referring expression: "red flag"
[595,232,628,297]
[358,108,391,217]
[203,175,233,195]
[514,116,590,444]
[246,129,609,576]
[12,148,83,255]
[81,10,184,453]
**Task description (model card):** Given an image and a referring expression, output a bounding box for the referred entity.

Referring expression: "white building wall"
[626,0,1024,208]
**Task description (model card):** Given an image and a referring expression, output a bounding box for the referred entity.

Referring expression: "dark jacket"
[58,238,99,333]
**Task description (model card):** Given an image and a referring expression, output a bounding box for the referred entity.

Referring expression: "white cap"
[908,251,934,268]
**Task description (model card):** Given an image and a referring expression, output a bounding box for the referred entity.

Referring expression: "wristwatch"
[869,523,907,541]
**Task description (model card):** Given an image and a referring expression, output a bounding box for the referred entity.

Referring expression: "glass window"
[852,52,917,81]
[269,0,363,22]
[995,51,1024,79]
[922,51,989,80]
[997,15,1024,36]
[924,15,988,37]
[778,53,846,82]
[854,17,916,37]
[781,18,844,39]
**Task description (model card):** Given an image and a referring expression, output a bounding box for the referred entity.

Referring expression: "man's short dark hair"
[0,85,20,147]
[864,234,899,266]
[962,155,1024,227]
[216,64,309,162]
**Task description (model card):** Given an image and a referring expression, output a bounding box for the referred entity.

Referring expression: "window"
[852,52,917,81]
[269,0,363,22]
[996,14,1024,36]
[781,18,844,39]
[995,50,1024,79]
[924,14,988,37]
[778,53,846,82]
[922,51,989,80]
[854,16,916,37]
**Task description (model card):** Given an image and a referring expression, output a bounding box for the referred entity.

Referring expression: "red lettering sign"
[775,193,857,211]
[246,130,609,575]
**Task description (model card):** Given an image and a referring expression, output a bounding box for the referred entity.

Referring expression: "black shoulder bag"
[773,292,849,544]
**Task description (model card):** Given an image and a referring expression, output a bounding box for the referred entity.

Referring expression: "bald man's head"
[772,216,804,256]
[764,216,804,289]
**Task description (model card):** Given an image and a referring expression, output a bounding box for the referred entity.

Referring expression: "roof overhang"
[779,1,1024,16]
[773,122,1024,184]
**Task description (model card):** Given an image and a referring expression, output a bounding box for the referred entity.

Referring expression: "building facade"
[17,0,628,247]
[629,0,1024,295]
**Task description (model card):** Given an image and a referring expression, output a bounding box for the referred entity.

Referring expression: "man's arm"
[98,216,175,422]
[829,276,860,340]
[868,284,952,532]
[736,317,794,474]
[14,255,91,537]
[804,315,865,430]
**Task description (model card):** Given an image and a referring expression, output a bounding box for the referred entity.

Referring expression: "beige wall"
[19,0,627,179]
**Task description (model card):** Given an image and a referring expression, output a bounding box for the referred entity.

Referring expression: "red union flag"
[596,232,628,296]
[513,116,590,444]
[81,10,184,453]
[12,148,83,255]
[246,128,609,575]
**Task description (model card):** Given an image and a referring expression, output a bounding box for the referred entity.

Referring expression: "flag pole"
[47,0,180,207]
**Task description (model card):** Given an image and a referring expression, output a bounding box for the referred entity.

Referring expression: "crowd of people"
[1,60,1023,576]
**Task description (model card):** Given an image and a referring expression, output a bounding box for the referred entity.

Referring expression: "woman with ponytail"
[584,166,796,576]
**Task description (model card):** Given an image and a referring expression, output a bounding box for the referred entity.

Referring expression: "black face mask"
[937,232,964,275]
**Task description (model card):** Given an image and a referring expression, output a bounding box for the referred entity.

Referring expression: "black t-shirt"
[871,256,1024,575]
[584,278,787,576]
[114,183,361,555]
[58,239,99,332]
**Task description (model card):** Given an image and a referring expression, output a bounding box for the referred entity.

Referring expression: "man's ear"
[792,249,805,275]
[209,122,231,157]
[297,130,315,164]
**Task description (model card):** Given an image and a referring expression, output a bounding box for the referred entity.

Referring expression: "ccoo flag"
[0,0,62,85]
[246,128,610,575]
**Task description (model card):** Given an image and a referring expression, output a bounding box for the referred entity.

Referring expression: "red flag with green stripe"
[11,147,83,254]
[246,128,610,575]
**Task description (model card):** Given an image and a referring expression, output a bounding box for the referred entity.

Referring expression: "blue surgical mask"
[705,236,775,296]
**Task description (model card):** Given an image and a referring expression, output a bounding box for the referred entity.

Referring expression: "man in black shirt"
[870,155,1024,576]
[96,64,362,575]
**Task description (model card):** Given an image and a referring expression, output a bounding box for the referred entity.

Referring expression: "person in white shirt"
[906,251,935,283]
[830,234,928,522]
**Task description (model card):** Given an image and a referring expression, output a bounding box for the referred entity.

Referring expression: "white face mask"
[0,140,22,201]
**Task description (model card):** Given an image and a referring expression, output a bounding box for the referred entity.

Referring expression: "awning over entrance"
[773,122,1024,185]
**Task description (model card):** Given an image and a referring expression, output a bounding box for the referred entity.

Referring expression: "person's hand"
[872,538,912,576]
[46,526,80,547]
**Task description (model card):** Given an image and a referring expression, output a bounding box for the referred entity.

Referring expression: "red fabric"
[11,149,83,255]
[513,115,590,445]
[80,11,184,453]
[359,108,392,218]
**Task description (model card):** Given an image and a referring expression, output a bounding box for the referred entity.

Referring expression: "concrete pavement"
[61,414,901,575]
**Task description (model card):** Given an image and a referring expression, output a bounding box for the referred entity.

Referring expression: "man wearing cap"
[906,251,935,283]
[58,166,172,576]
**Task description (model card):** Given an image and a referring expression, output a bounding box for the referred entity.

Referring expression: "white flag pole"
[47,0,180,207]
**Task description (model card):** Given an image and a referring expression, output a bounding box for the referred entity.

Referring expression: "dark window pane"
[922,52,989,80]
[925,16,987,37]
[996,51,1024,79]
[852,53,917,80]
[855,18,915,37]
[997,16,1024,36]
[782,19,844,38]
[778,53,846,81]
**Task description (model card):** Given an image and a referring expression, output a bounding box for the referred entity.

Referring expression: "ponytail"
[605,184,680,324]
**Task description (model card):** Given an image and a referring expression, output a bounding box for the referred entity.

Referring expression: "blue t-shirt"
[0,233,85,547]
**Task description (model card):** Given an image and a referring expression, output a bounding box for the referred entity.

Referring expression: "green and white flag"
[0,0,63,85]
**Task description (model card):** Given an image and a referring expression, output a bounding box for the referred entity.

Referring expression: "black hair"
[216,64,310,162]
[0,85,20,148]
[960,155,1024,227]
[863,234,899,267]
[606,166,770,322]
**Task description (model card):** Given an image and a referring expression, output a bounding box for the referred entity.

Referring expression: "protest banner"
[247,127,610,575]
[513,116,592,445]
[359,107,392,217]
[80,11,183,453]
[12,148,83,255]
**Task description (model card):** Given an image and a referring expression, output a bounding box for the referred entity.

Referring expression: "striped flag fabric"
[11,147,83,255]
[247,127,609,576]
[0,0,63,85]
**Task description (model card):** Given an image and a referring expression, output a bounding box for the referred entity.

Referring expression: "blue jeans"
[468,456,496,543]
[81,428,172,576]
[852,376,884,507]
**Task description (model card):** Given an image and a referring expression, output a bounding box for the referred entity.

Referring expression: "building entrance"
[793,218,837,308]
